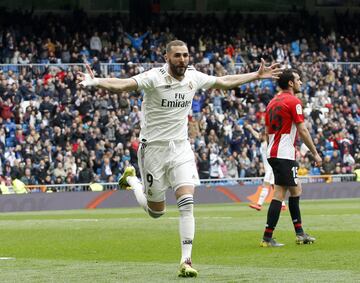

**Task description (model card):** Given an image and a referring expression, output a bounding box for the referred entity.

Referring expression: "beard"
[294,85,301,93]
[168,60,188,77]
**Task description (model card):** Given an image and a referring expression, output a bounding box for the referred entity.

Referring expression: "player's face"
[292,73,302,93]
[166,45,189,78]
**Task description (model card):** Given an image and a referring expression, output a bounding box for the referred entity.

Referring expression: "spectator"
[197,152,210,179]
[125,31,149,51]
[90,32,102,57]
[209,149,224,179]
[20,167,37,185]
[78,162,94,184]
[320,155,336,175]
[53,162,67,182]
[225,154,239,178]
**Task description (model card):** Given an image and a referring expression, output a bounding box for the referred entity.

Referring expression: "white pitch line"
[66,219,99,222]
[167,217,233,220]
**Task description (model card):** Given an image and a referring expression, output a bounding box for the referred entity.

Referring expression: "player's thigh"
[168,142,200,192]
[268,158,299,187]
[138,144,169,202]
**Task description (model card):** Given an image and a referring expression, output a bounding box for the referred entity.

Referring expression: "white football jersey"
[132,64,216,142]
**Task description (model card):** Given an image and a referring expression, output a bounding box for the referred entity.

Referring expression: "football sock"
[177,194,194,264]
[289,196,304,235]
[263,199,282,241]
[127,176,148,212]
[258,186,269,206]
[282,201,286,207]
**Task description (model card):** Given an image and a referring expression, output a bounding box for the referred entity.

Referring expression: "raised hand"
[257,58,282,80]
[78,64,99,87]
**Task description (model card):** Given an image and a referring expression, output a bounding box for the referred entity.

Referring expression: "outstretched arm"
[125,32,135,41]
[78,64,138,92]
[213,58,282,90]
[139,31,149,40]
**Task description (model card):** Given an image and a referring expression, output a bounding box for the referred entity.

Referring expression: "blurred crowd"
[0,10,359,189]
[1,8,360,65]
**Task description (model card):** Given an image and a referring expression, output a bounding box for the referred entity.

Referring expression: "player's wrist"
[92,77,100,86]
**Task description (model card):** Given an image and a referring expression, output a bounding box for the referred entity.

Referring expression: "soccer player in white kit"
[245,124,286,211]
[79,40,282,277]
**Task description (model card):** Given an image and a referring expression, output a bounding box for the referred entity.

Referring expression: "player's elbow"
[214,77,230,90]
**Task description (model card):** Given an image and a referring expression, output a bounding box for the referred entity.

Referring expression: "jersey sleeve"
[192,70,216,90]
[132,69,156,91]
[290,97,305,124]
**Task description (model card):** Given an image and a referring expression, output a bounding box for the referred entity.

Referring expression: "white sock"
[258,187,269,206]
[282,201,286,207]
[127,176,148,212]
[177,194,194,264]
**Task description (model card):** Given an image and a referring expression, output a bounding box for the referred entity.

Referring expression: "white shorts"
[264,163,275,185]
[137,140,200,202]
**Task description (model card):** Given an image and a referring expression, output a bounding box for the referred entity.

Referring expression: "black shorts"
[268,158,299,186]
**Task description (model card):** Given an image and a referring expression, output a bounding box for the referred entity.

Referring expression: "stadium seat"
[5,137,15,147]
[9,65,18,72]
[325,141,333,150]
[260,79,275,92]
[113,64,121,72]
[310,167,321,175]
[324,150,334,157]
[22,124,29,134]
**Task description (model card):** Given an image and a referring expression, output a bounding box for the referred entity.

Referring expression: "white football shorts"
[137,139,200,202]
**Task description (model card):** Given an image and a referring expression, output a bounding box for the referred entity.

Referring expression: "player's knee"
[147,207,165,219]
[177,194,194,216]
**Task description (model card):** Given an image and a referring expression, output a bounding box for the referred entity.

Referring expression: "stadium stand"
[0,10,358,190]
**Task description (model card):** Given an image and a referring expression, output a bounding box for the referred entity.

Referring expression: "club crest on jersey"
[165,76,172,84]
[296,104,302,115]
[188,81,193,90]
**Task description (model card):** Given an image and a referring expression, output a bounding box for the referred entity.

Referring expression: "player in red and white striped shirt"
[260,69,322,247]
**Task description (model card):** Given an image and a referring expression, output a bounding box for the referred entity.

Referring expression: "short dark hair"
[277,68,300,90]
[166,40,187,54]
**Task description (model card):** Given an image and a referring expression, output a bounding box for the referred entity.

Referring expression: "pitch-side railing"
[2,174,356,194]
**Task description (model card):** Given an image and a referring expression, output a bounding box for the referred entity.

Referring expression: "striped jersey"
[132,64,216,142]
[265,91,304,160]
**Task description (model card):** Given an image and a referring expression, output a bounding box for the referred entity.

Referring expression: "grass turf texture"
[0,198,359,282]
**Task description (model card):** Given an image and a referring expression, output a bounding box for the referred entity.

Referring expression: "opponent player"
[245,124,286,211]
[79,40,282,275]
[260,69,322,247]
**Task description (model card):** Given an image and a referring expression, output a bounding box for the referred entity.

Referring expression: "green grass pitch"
[0,198,359,282]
